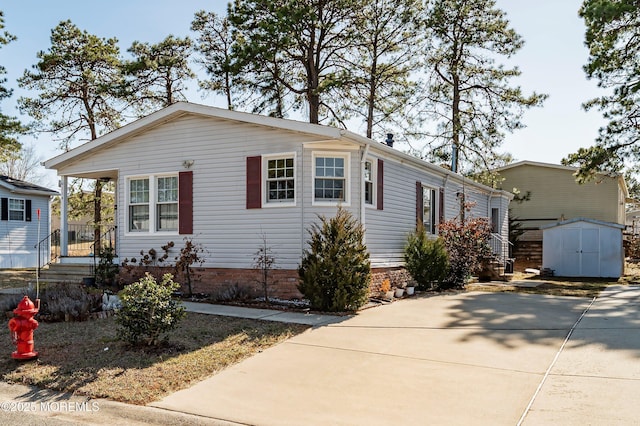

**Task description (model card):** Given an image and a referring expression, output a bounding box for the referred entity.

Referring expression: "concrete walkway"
[182,301,348,326]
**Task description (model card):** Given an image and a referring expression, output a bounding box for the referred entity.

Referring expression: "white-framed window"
[127,174,178,233]
[264,153,296,206]
[422,186,437,234]
[364,160,376,206]
[157,176,178,231]
[129,178,150,232]
[313,152,350,205]
[8,198,25,221]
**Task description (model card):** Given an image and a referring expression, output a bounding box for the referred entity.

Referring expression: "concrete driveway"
[153,286,640,425]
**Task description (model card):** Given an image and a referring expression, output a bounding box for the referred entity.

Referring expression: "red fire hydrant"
[8,296,39,360]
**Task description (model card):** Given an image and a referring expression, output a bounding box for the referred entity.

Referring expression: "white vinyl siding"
[51,112,509,270]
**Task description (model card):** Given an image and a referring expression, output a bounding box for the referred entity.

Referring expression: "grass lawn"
[0,312,308,405]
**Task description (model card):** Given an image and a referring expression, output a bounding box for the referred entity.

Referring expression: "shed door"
[561,227,600,277]
[580,228,600,277]
[561,228,581,276]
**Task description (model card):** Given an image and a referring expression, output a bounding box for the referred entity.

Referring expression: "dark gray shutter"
[416,181,423,227]
[1,198,7,221]
[25,199,32,222]
[377,159,384,210]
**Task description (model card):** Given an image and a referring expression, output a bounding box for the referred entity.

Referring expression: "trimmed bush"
[403,226,449,290]
[298,207,371,312]
[116,273,186,346]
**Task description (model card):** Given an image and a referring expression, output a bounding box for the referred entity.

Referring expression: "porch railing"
[89,226,117,277]
[36,229,60,278]
[35,224,116,277]
[489,233,515,274]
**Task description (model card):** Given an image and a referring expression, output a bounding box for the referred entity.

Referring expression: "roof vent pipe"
[385,133,394,148]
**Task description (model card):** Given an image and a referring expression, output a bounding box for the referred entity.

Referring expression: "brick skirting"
[117,265,414,300]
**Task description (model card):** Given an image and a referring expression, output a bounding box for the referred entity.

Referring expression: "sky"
[0,0,605,188]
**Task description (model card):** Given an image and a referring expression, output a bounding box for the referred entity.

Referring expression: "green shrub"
[298,207,371,312]
[403,226,449,290]
[116,273,186,346]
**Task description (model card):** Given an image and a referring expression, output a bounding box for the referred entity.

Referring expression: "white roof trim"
[43,101,511,198]
[540,217,626,230]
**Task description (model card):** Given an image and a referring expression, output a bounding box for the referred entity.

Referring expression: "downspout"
[300,146,305,261]
[360,144,370,243]
[442,174,449,222]
[60,176,68,257]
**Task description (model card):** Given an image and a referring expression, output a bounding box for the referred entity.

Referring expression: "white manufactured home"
[44,102,512,297]
[0,176,58,269]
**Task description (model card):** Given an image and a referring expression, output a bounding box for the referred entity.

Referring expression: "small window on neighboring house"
[364,161,373,205]
[157,176,178,231]
[314,153,349,204]
[9,199,25,221]
[266,156,295,203]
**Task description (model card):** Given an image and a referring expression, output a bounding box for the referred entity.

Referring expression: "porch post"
[60,176,68,257]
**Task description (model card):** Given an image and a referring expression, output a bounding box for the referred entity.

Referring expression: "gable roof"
[43,101,511,198]
[494,160,585,173]
[540,217,625,230]
[494,160,629,199]
[0,175,59,196]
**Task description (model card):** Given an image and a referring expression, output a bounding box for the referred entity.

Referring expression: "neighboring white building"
[542,218,624,278]
[0,176,58,269]
[44,102,512,296]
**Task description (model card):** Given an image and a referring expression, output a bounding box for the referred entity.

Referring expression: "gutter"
[360,144,370,242]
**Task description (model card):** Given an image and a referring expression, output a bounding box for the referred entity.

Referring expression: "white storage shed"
[542,218,624,278]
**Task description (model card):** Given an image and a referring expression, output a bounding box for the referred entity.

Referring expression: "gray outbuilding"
[542,217,624,278]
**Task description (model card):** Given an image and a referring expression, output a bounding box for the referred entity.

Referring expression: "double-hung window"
[422,186,437,234]
[8,199,25,221]
[128,174,179,233]
[314,153,349,204]
[364,161,374,205]
[266,155,295,204]
[129,179,150,232]
[157,176,178,231]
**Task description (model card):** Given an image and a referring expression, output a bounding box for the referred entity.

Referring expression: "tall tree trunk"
[93,180,103,250]
[452,73,461,173]
[366,55,378,139]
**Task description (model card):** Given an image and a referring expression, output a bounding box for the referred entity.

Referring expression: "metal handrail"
[35,229,60,278]
[490,232,515,274]
[90,226,117,277]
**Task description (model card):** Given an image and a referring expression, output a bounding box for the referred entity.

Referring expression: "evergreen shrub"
[298,207,371,312]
